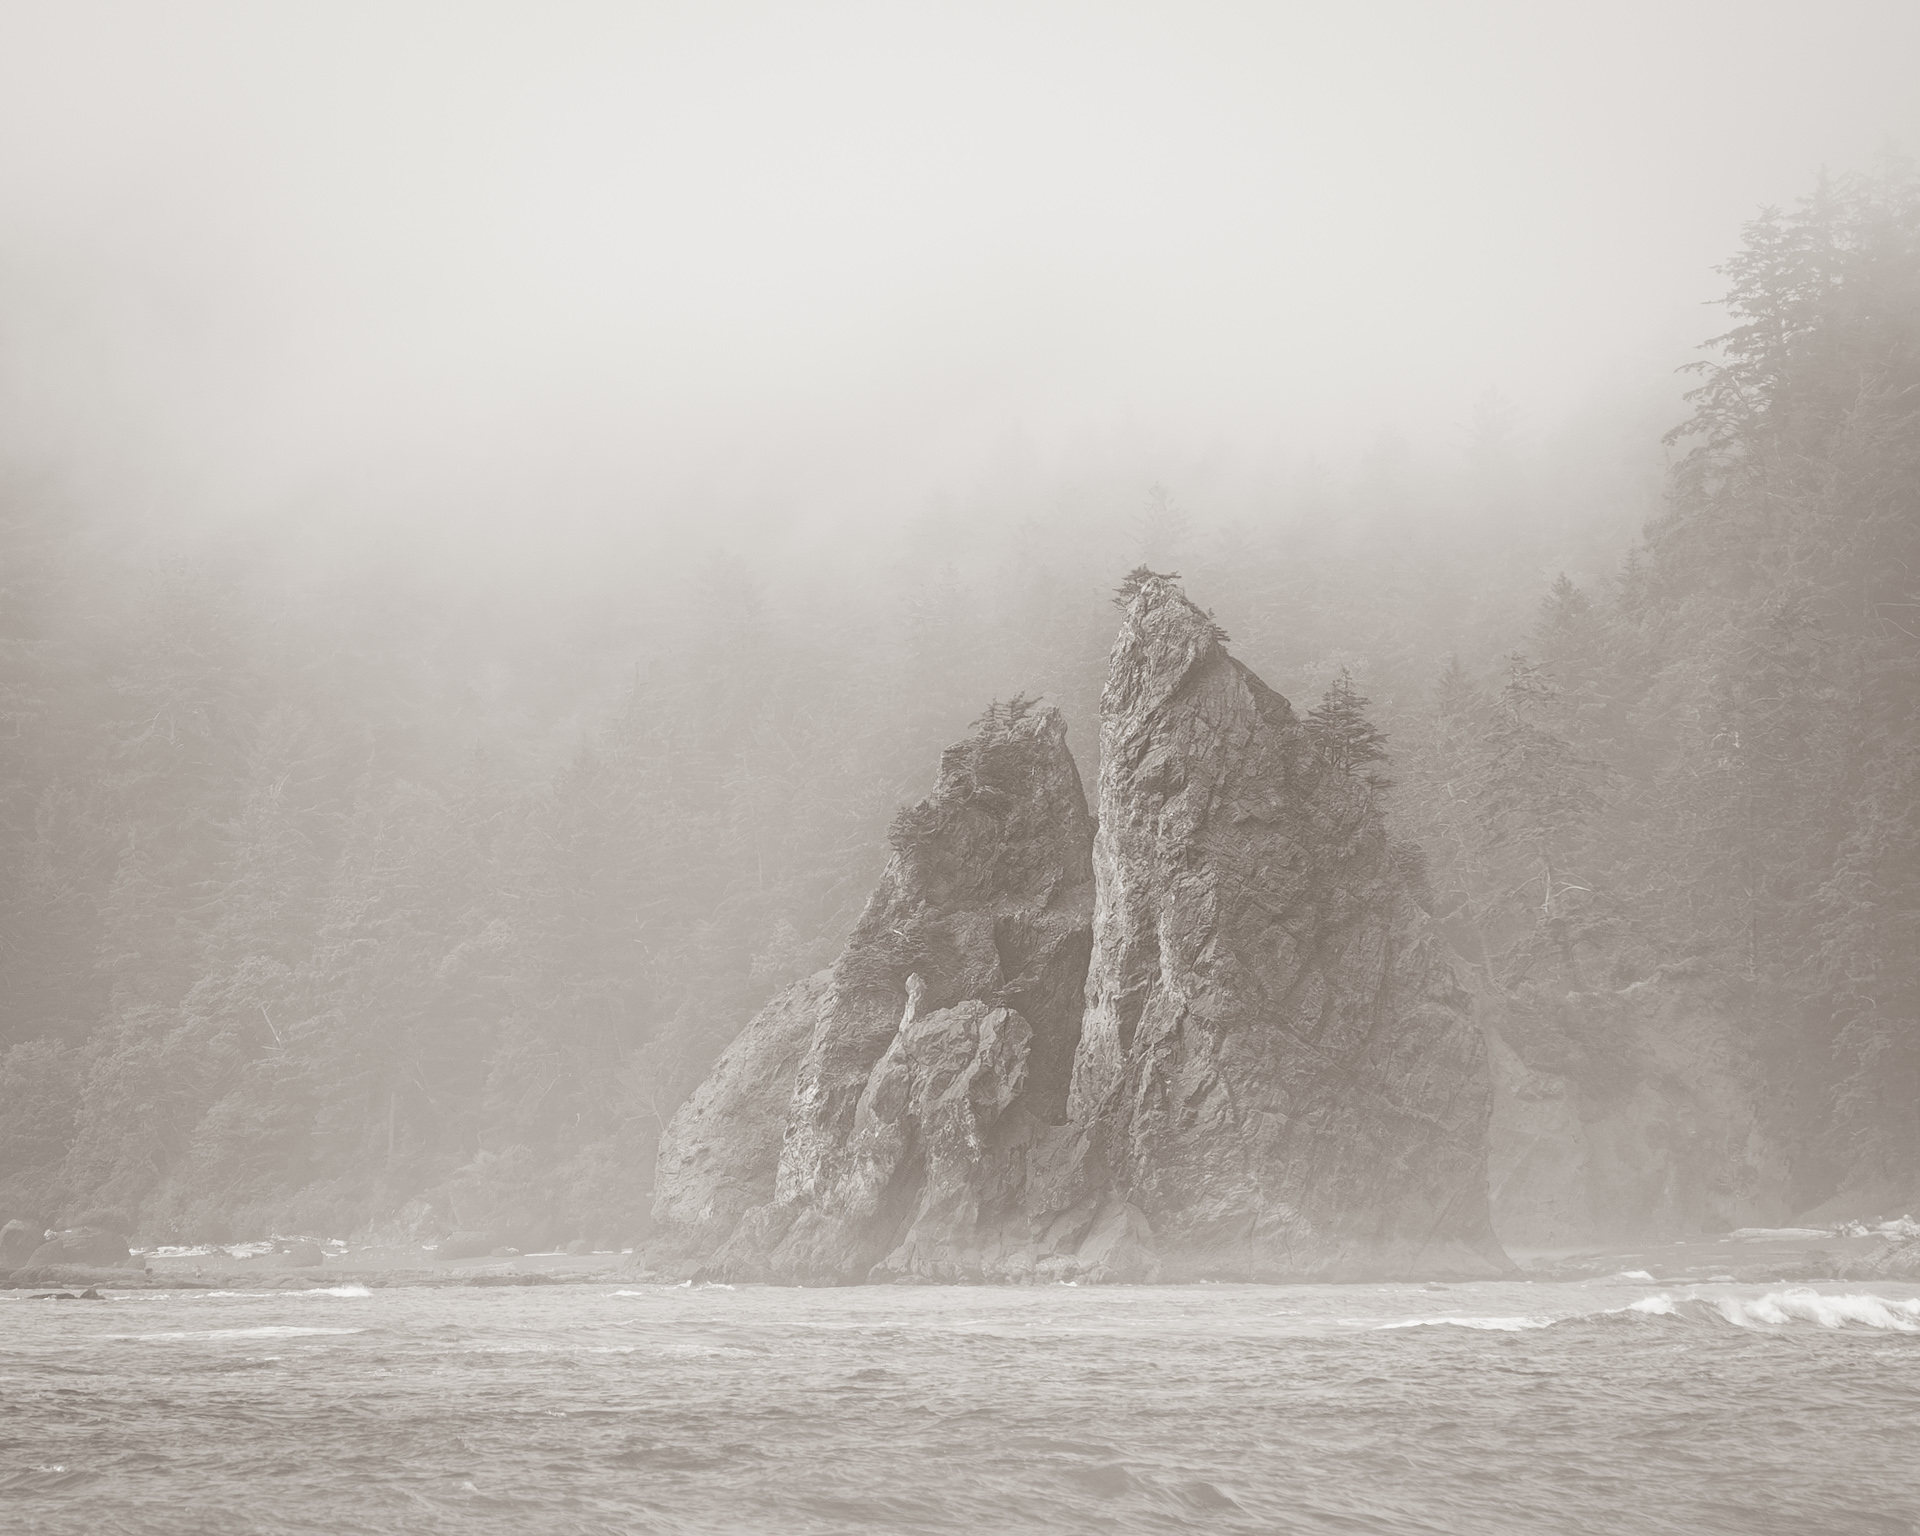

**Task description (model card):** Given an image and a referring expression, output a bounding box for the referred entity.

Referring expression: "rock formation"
[1483,971,1792,1247]
[642,575,1506,1282]
[1060,574,1502,1278]
[653,698,1097,1282]
[646,969,835,1272]
[26,1225,130,1268]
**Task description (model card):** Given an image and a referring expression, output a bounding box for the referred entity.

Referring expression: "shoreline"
[6,1228,1914,1292]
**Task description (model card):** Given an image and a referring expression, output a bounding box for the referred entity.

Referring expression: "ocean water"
[3,1278,1917,1535]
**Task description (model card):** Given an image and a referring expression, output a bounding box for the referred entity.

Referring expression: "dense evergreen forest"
[2,164,1915,1246]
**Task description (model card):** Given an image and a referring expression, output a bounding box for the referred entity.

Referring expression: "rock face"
[1062,574,1502,1279]
[1484,974,1792,1248]
[643,577,1505,1282]
[653,699,1097,1283]
[646,969,835,1273]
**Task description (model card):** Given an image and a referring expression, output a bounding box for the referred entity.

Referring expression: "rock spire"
[643,577,1506,1282]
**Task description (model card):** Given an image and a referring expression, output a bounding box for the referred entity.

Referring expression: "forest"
[1,163,1915,1248]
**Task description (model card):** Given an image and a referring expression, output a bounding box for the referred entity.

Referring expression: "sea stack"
[649,699,1097,1282]
[642,574,1506,1282]
[1062,572,1503,1279]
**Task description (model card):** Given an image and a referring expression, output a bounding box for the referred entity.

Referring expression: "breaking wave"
[1582,1288,1920,1334]
[1366,1289,1920,1335]
[1707,1289,1920,1332]
[197,1284,371,1299]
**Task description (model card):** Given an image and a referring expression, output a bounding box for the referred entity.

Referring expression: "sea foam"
[1712,1289,1920,1333]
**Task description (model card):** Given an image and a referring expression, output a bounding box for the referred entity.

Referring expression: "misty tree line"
[1395,163,1920,1199]
[0,163,1913,1244]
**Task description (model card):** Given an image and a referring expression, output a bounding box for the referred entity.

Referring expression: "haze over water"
[6,1280,1919,1535]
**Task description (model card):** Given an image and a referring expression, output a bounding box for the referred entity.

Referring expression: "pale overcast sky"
[2,0,1916,568]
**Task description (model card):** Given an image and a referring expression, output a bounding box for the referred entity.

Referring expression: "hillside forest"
[1,164,1915,1248]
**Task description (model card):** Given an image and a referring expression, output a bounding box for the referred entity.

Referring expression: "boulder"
[26,1227,130,1268]
[435,1232,496,1260]
[273,1240,325,1267]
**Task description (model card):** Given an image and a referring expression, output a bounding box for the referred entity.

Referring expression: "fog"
[9,12,1920,1528]
[3,0,1916,581]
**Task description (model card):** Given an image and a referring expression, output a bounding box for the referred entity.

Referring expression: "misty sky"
[2,0,1916,572]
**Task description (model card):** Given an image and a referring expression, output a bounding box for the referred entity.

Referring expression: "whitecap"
[1713,1289,1920,1332]
[201,1286,366,1297]
[1627,1294,1676,1315]
[1613,1270,1655,1282]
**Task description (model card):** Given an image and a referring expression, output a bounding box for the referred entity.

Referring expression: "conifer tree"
[1307,668,1390,782]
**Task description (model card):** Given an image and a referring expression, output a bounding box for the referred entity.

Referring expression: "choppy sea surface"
[4,1278,1918,1535]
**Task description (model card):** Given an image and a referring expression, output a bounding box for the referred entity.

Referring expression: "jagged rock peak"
[1072,571,1506,1279]
[642,577,1505,1285]
[1103,569,1235,727]
[791,695,1095,1161]
[643,699,1096,1283]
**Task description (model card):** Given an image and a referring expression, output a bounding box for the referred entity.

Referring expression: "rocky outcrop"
[26,1226,129,1268]
[646,969,834,1273]
[1484,972,1792,1249]
[1059,574,1503,1279]
[642,576,1505,1282]
[653,699,1097,1282]
[1850,1238,1920,1281]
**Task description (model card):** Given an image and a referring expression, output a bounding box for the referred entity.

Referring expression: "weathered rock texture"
[646,969,834,1272]
[642,577,1505,1282]
[651,700,1097,1282]
[1060,574,1503,1279]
